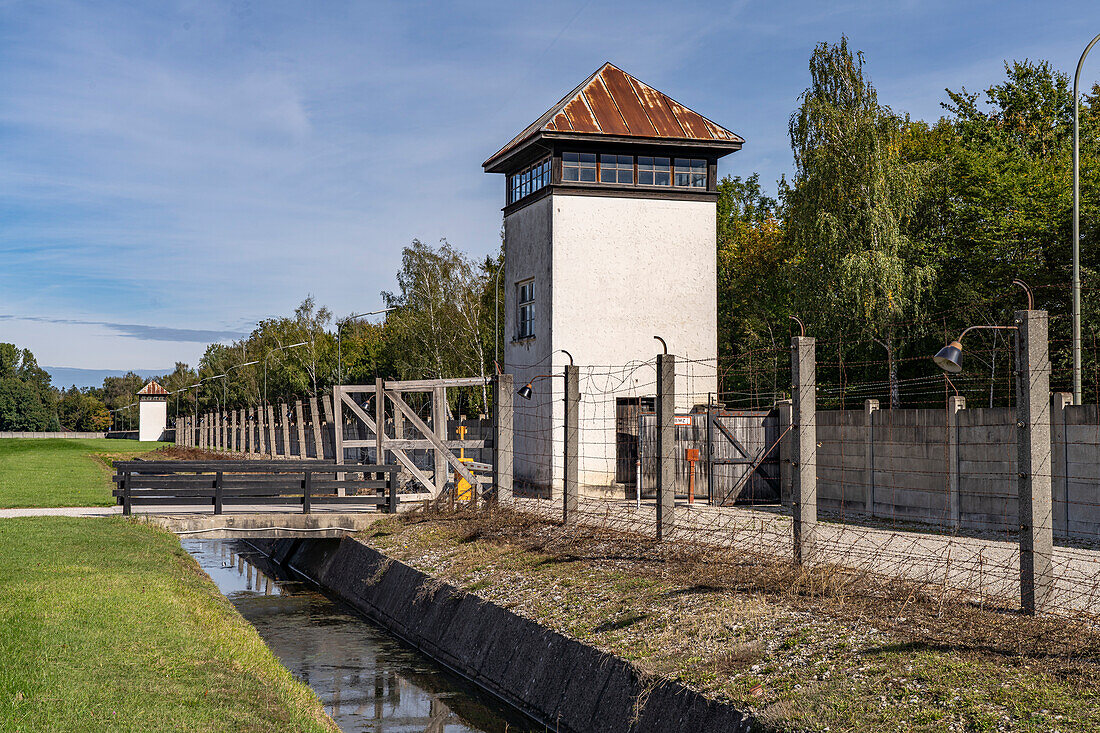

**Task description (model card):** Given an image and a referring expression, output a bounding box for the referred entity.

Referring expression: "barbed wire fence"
[485,307,1100,620]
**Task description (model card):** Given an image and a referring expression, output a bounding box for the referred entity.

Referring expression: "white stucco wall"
[504,196,556,491]
[504,192,719,493]
[138,398,167,442]
[552,195,718,489]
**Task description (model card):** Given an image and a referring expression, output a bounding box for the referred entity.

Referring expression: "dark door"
[616,397,654,485]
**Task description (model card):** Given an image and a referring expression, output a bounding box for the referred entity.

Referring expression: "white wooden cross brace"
[339,391,438,495]
[386,390,479,488]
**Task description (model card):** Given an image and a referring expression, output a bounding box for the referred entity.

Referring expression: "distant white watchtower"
[483,62,743,495]
[137,381,168,442]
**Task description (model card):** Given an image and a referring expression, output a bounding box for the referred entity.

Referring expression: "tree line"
[5,37,1097,431]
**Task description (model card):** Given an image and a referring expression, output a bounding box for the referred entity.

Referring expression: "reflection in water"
[184,540,544,733]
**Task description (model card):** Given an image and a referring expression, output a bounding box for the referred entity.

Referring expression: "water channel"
[183,539,544,733]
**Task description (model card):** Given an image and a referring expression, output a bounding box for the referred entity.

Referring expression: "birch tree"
[786,37,933,408]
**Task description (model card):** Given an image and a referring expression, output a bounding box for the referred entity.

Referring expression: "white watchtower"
[137,381,168,442]
[483,62,742,496]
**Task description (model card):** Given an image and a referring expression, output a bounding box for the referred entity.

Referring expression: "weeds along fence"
[496,311,1100,619]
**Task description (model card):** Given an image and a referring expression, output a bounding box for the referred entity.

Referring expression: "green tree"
[0,343,58,431]
[785,37,934,407]
[57,387,111,431]
[383,239,494,408]
[716,173,790,397]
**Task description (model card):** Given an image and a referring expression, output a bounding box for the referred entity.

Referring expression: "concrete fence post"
[266,404,277,457]
[1016,309,1053,614]
[1052,392,1073,538]
[791,336,816,566]
[947,396,966,531]
[777,399,793,507]
[257,404,268,456]
[309,397,324,459]
[295,400,307,459]
[493,373,514,503]
[280,403,291,457]
[230,410,237,452]
[863,399,879,516]
[656,353,676,541]
[563,365,579,525]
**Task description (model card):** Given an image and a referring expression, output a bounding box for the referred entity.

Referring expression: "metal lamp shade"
[517,383,534,401]
[933,341,964,373]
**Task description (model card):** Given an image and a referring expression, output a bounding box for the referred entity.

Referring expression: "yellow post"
[454,423,474,502]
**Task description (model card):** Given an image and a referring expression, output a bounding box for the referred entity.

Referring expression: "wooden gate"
[639,408,781,504]
[616,397,654,485]
[334,377,492,499]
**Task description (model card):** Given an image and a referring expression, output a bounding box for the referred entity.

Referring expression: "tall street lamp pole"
[206,374,227,416]
[337,308,395,385]
[264,342,307,405]
[1072,32,1100,404]
[224,360,259,407]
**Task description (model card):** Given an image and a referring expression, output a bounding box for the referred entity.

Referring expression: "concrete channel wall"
[251,536,755,733]
[815,402,1100,538]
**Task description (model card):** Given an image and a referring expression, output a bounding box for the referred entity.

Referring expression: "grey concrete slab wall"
[815,410,868,512]
[814,401,1100,539]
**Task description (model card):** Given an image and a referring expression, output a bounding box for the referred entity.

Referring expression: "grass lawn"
[363,510,1100,733]
[0,517,336,733]
[0,438,169,508]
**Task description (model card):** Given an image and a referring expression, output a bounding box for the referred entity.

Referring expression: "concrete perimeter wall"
[253,536,754,733]
[815,401,1100,539]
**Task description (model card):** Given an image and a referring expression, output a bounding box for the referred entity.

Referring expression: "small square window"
[638,156,671,186]
[674,158,707,188]
[600,154,634,184]
[563,152,596,182]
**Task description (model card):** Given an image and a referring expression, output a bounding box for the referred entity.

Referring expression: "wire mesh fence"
[491,329,1100,620]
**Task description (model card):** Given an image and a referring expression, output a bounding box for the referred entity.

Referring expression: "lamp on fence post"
[205,374,227,417]
[931,302,1054,615]
[263,342,307,405]
[515,350,576,523]
[224,360,258,409]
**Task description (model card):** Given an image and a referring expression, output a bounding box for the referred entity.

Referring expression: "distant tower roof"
[484,62,743,173]
[137,381,169,397]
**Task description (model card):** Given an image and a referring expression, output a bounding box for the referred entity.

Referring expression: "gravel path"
[510,496,1100,615]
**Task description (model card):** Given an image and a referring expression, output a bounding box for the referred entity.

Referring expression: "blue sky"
[1,0,1097,378]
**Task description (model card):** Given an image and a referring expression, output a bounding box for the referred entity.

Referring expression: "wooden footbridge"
[112,460,403,515]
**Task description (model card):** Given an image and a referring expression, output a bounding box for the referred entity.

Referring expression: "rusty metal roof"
[484,62,743,171]
[137,381,169,396]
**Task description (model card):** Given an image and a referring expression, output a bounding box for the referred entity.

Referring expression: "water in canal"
[184,539,544,733]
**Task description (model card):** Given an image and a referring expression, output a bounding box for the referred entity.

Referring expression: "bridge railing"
[112,460,401,516]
